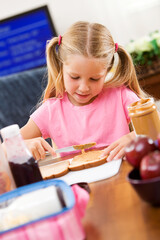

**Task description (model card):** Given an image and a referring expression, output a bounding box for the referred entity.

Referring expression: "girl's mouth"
[75,93,90,99]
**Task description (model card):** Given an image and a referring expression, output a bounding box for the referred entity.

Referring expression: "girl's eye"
[90,77,101,81]
[70,76,79,80]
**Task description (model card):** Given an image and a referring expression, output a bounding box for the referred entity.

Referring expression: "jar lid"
[127,98,154,112]
[1,124,20,139]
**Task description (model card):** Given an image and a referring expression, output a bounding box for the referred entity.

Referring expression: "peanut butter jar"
[127,98,160,140]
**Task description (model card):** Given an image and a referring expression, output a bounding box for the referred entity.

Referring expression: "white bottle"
[1,124,43,188]
[0,138,16,194]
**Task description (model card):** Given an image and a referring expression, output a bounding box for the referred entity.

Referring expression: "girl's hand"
[101,131,136,161]
[24,137,56,161]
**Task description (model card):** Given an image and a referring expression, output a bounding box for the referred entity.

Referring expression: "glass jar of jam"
[127,98,160,140]
[1,124,43,187]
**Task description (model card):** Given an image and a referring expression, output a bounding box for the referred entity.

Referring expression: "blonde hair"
[43,21,147,100]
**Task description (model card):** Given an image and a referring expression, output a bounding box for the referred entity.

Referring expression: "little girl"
[21,21,147,161]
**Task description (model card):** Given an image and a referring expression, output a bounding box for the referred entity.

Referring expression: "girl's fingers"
[36,145,46,160]
[40,139,56,156]
[32,148,41,161]
[113,148,125,161]
[107,146,125,161]
[107,147,120,161]
[33,139,54,160]
[101,144,124,161]
[101,132,135,161]
[24,138,56,160]
[100,143,118,158]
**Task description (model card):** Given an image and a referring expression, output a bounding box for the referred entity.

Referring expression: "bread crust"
[42,160,70,179]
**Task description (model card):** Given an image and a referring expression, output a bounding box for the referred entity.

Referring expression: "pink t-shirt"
[30,86,139,150]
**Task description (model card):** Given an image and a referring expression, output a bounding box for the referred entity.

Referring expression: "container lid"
[1,124,20,139]
[0,179,75,235]
[127,98,155,114]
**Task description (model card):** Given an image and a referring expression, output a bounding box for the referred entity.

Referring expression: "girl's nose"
[79,81,90,92]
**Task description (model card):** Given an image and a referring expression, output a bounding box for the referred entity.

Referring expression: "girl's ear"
[104,53,119,82]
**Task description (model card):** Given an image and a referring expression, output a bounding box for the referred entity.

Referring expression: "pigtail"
[105,45,148,98]
[43,37,64,100]
[118,46,148,98]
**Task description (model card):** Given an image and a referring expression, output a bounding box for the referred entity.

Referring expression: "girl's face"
[63,55,107,106]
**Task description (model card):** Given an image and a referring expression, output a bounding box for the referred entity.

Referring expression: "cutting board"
[40,158,122,185]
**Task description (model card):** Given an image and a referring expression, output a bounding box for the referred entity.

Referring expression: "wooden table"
[40,153,160,240]
[83,160,160,240]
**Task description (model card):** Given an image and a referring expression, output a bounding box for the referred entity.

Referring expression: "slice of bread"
[40,150,107,179]
[69,150,107,171]
[41,160,70,179]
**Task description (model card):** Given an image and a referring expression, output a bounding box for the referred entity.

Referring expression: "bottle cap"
[1,124,20,139]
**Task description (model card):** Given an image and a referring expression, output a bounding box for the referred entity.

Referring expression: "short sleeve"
[121,87,140,123]
[30,101,50,139]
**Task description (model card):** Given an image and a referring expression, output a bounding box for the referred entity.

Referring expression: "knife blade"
[38,156,71,167]
[55,142,96,153]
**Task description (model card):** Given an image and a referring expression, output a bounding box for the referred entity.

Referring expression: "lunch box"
[0,179,89,240]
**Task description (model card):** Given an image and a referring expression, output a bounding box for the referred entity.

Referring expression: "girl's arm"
[21,118,42,139]
[101,131,136,161]
[21,118,56,160]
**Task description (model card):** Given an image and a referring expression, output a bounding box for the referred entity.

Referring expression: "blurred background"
[1,0,160,45]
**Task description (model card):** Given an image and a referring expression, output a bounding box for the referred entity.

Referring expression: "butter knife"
[55,142,96,153]
[38,156,70,167]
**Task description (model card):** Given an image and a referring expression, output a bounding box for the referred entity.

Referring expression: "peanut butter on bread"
[69,150,107,171]
[41,150,108,179]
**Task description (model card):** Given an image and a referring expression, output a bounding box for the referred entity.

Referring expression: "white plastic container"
[0,179,89,240]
